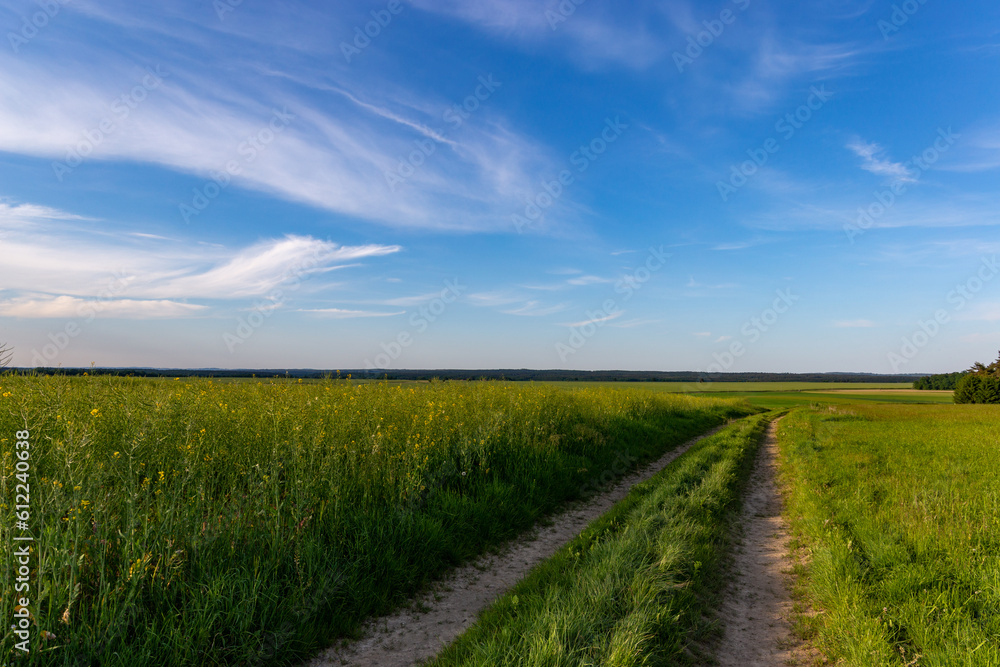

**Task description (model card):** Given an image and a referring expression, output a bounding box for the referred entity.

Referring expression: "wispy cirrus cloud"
[0,296,206,319]
[0,3,556,233]
[298,308,405,319]
[140,237,399,300]
[847,139,915,182]
[411,0,670,69]
[566,275,612,286]
[0,200,401,316]
[561,310,624,328]
[502,300,569,317]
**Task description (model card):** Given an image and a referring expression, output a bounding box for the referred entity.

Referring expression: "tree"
[954,351,1000,404]
[0,343,11,369]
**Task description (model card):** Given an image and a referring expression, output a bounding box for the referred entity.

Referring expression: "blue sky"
[1,0,998,373]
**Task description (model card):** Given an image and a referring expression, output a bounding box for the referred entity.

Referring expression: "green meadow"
[778,404,1000,665]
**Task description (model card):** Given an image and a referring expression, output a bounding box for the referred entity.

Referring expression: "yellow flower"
[90,409,100,417]
[113,452,120,458]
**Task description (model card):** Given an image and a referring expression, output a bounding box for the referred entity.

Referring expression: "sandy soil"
[305,425,726,667]
[713,419,822,666]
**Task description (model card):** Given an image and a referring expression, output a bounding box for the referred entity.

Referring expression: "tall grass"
[0,375,752,666]
[778,405,1000,666]
[428,413,775,666]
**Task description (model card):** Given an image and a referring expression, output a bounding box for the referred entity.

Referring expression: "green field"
[546,381,914,393]
[0,375,752,666]
[778,404,1000,665]
[548,381,954,409]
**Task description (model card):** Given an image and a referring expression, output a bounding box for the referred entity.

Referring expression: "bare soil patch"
[306,425,727,667]
[714,419,823,666]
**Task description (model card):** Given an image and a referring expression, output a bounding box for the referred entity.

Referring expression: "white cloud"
[0,201,401,315]
[567,275,612,286]
[410,0,669,69]
[561,311,624,328]
[381,292,450,307]
[611,318,660,329]
[0,295,206,319]
[298,308,405,318]
[467,291,522,308]
[141,237,400,300]
[0,13,556,233]
[502,301,569,317]
[847,139,916,182]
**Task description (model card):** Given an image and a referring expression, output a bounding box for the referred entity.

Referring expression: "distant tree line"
[955,353,1000,404]
[913,371,967,390]
[15,366,923,384]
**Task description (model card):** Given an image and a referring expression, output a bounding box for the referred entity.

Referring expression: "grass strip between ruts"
[428,412,779,667]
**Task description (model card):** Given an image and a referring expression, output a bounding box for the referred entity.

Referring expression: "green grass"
[777,404,1000,666]
[695,390,955,410]
[546,382,954,410]
[546,381,914,393]
[0,375,753,666]
[428,413,776,667]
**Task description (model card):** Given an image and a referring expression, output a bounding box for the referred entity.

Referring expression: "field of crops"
[778,404,1000,665]
[0,375,752,666]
